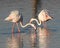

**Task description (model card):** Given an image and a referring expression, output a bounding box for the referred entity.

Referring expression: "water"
[0,0,60,48]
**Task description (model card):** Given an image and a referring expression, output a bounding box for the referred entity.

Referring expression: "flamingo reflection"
[37,27,50,48]
[5,10,36,33]
[30,29,37,47]
[30,9,53,27]
[7,33,23,48]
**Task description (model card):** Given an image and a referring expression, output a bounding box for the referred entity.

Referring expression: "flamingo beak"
[34,26,37,30]
[51,16,53,19]
[47,14,53,20]
[31,23,37,30]
[45,15,53,22]
[49,16,53,20]
[33,25,36,30]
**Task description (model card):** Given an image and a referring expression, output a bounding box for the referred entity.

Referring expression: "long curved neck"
[31,18,41,25]
[20,22,36,29]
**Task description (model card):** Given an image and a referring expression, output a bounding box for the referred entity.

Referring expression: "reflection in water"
[7,33,23,48]
[37,27,50,48]
[6,27,50,48]
[30,29,38,48]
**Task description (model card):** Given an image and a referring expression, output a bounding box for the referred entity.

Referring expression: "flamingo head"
[45,14,53,22]
[4,16,12,21]
[42,9,53,22]
[30,23,37,30]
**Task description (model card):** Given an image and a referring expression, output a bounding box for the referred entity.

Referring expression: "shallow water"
[0,0,60,48]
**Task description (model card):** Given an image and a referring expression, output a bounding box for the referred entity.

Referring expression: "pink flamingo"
[30,9,53,26]
[5,10,36,33]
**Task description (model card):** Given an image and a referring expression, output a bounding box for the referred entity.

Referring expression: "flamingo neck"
[20,22,36,29]
[31,18,41,25]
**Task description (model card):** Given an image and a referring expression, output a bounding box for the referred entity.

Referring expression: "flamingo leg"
[16,23,20,32]
[12,23,15,33]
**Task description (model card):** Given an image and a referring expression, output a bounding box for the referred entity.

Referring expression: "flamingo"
[5,10,36,33]
[30,9,53,26]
